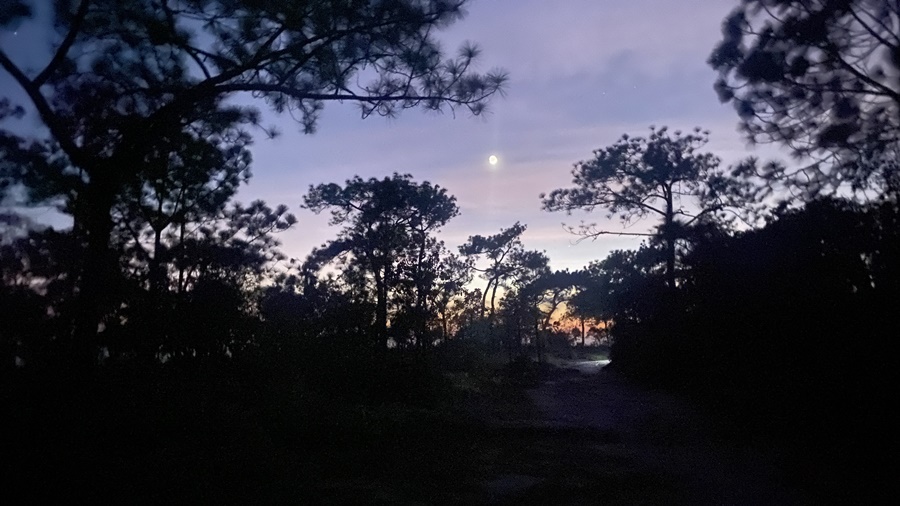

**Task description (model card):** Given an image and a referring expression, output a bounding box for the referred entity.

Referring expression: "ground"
[5,358,816,504]
[474,359,809,504]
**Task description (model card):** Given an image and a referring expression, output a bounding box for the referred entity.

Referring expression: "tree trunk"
[505,324,513,364]
[149,228,165,296]
[177,221,187,293]
[71,175,117,370]
[373,265,388,350]
[581,316,586,347]
[136,227,167,363]
[415,238,429,348]
[664,188,677,289]
[489,281,500,318]
[665,233,676,289]
[480,279,491,318]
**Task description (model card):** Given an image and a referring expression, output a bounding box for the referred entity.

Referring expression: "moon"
[488,155,499,166]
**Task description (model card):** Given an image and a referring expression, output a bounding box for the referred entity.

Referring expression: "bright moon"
[488,155,499,165]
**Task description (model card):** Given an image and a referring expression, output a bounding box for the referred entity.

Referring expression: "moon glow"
[488,155,499,165]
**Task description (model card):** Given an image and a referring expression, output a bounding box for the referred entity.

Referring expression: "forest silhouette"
[1,1,896,503]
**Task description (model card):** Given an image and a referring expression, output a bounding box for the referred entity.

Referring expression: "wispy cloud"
[238,0,770,269]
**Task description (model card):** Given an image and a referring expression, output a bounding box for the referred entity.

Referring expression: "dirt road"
[481,360,808,505]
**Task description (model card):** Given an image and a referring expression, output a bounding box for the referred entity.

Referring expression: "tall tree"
[427,252,472,341]
[459,222,528,321]
[709,0,900,198]
[113,198,295,362]
[303,173,458,350]
[0,0,506,363]
[542,127,751,288]
[581,247,665,328]
[397,247,471,346]
[445,286,484,340]
[566,268,609,347]
[518,265,571,364]
[465,238,550,358]
[1,227,78,368]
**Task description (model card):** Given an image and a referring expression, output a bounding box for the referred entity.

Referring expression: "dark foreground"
[1,360,879,504]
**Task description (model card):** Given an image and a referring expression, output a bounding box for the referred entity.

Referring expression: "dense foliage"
[709,0,900,198]
[0,0,507,365]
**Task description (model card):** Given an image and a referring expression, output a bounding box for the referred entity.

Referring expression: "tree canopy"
[0,0,506,355]
[541,126,753,287]
[709,0,900,197]
[303,173,460,349]
[459,221,527,319]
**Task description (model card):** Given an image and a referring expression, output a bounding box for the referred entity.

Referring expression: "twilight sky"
[234,0,782,272]
[2,0,786,272]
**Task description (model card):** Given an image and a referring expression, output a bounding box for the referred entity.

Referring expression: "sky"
[1,0,786,272]
[233,0,780,272]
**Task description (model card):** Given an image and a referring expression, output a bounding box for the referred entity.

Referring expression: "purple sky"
[2,0,786,272]
[238,0,785,271]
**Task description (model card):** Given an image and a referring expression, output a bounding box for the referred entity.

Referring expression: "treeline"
[574,199,897,437]
[537,121,898,500]
[532,123,896,452]
[4,120,895,457]
[0,168,594,376]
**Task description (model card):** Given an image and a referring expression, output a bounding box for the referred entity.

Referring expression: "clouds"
[226,1,759,270]
[1,0,774,272]
[447,0,734,77]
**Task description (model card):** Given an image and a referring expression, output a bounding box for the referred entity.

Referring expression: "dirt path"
[480,360,809,505]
